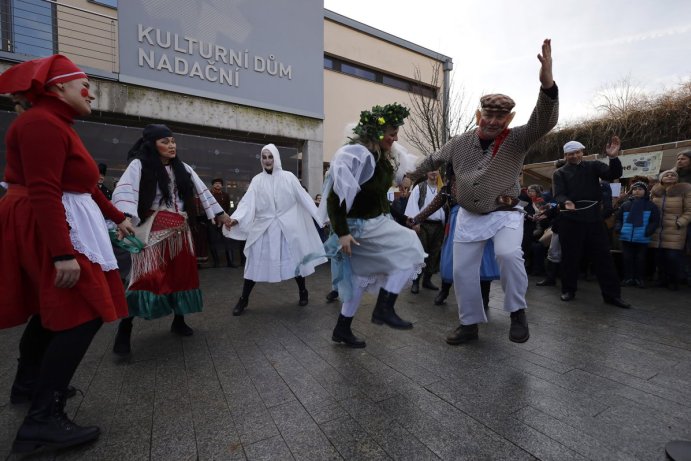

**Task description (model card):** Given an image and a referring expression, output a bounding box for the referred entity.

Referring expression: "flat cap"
[480,93,515,113]
[563,140,586,154]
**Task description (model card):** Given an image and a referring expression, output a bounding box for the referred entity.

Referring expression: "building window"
[325,54,437,99]
[0,0,56,56]
[87,0,117,9]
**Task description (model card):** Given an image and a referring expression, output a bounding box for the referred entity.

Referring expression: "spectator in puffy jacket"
[649,169,691,290]
[615,182,660,287]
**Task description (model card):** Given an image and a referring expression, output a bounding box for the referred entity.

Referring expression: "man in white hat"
[552,137,631,308]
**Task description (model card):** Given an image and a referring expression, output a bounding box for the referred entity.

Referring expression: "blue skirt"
[440,205,500,283]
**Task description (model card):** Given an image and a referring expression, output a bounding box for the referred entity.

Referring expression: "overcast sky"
[323,0,691,126]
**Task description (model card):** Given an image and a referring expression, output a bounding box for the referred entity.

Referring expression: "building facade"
[0,0,451,205]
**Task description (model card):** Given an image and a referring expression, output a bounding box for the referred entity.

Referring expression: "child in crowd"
[614,181,660,288]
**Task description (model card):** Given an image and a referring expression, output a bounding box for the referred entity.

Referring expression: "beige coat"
[649,182,691,250]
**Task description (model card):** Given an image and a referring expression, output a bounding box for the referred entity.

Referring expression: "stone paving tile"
[243,434,294,461]
[379,394,534,460]
[1,267,690,460]
[513,406,638,461]
[269,400,341,460]
[320,416,390,460]
[339,395,440,460]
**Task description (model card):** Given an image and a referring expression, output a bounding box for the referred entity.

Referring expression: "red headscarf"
[0,54,86,102]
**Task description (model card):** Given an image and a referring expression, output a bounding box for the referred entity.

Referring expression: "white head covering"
[563,140,586,154]
[261,143,282,171]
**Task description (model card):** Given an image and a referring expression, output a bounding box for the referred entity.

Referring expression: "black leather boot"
[536,261,558,286]
[112,318,133,356]
[371,289,413,329]
[325,290,339,302]
[422,274,439,290]
[331,314,366,348]
[410,277,420,294]
[480,280,491,310]
[171,315,193,336]
[12,391,100,454]
[298,289,309,306]
[233,296,249,316]
[434,282,452,305]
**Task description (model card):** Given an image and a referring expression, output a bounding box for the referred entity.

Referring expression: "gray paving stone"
[0,267,689,460]
[244,434,294,461]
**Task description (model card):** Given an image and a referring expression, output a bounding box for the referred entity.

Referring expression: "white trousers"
[340,268,415,317]
[452,224,527,325]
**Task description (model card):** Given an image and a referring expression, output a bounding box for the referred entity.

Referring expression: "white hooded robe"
[224,144,327,282]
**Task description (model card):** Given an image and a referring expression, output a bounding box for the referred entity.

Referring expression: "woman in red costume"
[0,55,134,454]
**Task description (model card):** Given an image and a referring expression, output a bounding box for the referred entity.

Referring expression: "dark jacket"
[615,198,660,244]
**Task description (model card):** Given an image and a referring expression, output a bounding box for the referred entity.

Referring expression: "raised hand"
[537,38,554,89]
[605,136,621,158]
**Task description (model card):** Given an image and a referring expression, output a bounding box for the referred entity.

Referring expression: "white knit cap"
[563,141,586,154]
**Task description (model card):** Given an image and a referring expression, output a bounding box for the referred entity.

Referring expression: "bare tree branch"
[404,63,475,156]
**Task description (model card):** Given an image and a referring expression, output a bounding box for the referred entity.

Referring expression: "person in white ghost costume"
[225,144,327,315]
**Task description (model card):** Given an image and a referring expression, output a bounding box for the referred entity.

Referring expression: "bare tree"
[593,75,647,117]
[405,63,474,156]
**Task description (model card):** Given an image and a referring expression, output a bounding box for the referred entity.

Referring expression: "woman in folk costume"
[322,103,426,348]
[225,143,327,316]
[0,55,134,454]
[111,124,231,354]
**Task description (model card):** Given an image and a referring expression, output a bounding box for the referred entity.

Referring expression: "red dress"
[0,96,128,331]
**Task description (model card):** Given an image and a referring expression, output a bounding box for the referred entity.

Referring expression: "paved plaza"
[1,266,690,460]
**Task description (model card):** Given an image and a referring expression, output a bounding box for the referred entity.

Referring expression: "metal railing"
[0,0,118,73]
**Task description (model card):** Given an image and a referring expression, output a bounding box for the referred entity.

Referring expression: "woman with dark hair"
[111,124,231,354]
[0,55,134,453]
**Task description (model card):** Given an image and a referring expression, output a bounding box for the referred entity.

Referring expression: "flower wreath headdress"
[351,103,410,142]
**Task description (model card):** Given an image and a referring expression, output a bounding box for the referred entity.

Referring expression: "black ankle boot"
[325,290,339,302]
[536,261,558,286]
[371,289,413,329]
[298,289,309,306]
[434,282,452,305]
[410,277,420,294]
[112,318,133,356]
[332,314,366,348]
[233,296,248,316]
[422,274,439,290]
[171,315,193,336]
[12,391,100,454]
[480,280,491,310]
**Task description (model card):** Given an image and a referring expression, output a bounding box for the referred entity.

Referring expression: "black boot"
[434,282,452,305]
[11,391,100,454]
[295,276,308,306]
[298,289,309,306]
[509,309,530,343]
[325,290,339,302]
[233,297,248,316]
[171,315,193,336]
[112,318,133,356]
[536,261,559,286]
[371,289,413,329]
[331,314,366,348]
[410,276,420,294]
[422,274,439,290]
[480,280,491,310]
